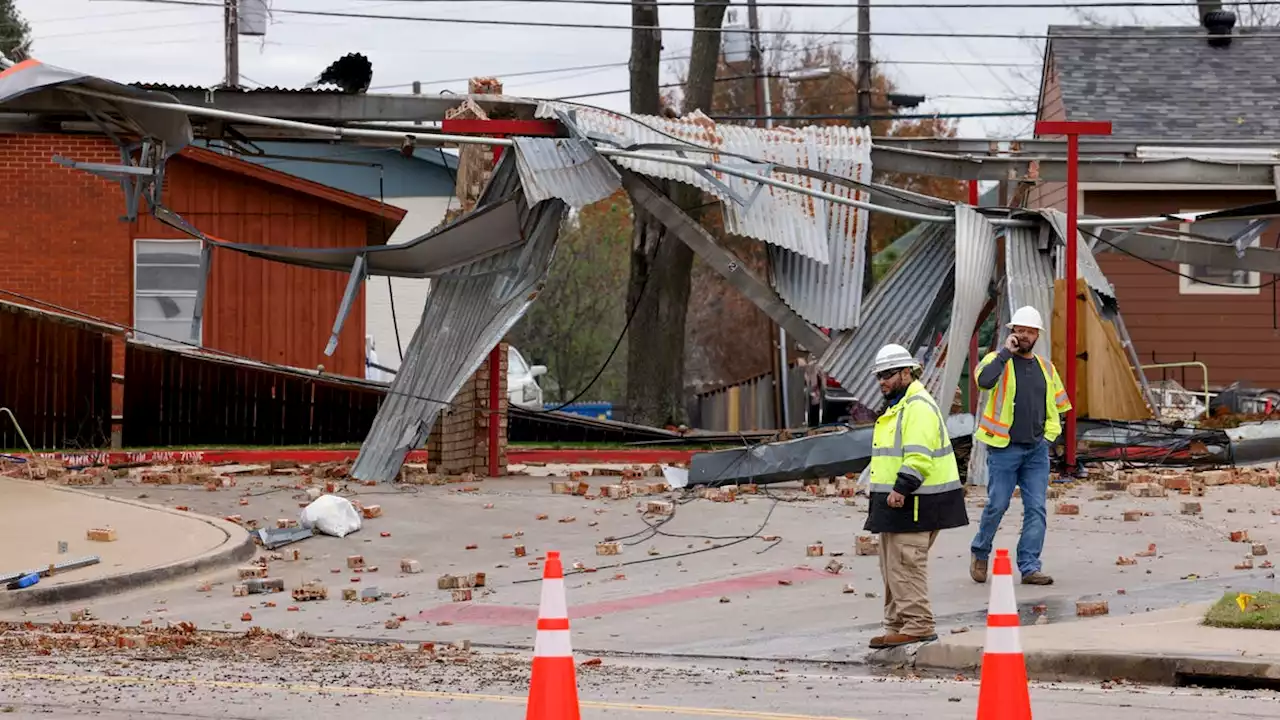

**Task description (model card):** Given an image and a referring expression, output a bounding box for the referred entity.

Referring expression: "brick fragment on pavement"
[238,566,267,579]
[1135,543,1157,558]
[1076,600,1110,617]
[239,498,249,506]
[1116,556,1137,566]
[452,589,473,602]
[1161,475,1192,492]
[1122,510,1143,522]
[241,613,253,622]
[825,559,843,574]
[347,555,365,569]
[806,544,825,557]
[559,516,576,523]
[1198,470,1232,486]
[361,505,382,519]
[536,514,549,521]
[596,541,621,556]
[343,588,358,601]
[855,535,880,556]
[513,544,527,557]
[291,582,328,601]
[1127,482,1165,498]
[1055,503,1080,515]
[232,584,249,597]
[385,618,401,630]
[400,559,422,574]
[438,573,486,589]
[1236,558,1254,570]
[86,527,117,542]
[645,500,675,516]
[842,583,857,593]
[1180,502,1202,515]
[1252,543,1269,556]
[1230,530,1250,543]
[380,531,391,537]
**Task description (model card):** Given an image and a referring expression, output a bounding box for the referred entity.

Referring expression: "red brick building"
[1031,24,1280,395]
[0,133,405,411]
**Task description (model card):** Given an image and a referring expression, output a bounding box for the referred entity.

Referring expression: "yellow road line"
[0,671,864,720]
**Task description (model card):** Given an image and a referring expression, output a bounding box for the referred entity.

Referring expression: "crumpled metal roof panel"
[934,205,999,417]
[820,222,956,405]
[350,154,567,481]
[539,102,873,267]
[512,136,622,209]
[1040,208,1116,298]
[1004,224,1055,357]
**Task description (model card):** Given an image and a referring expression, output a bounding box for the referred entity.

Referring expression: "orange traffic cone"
[526,550,580,720]
[976,548,1032,720]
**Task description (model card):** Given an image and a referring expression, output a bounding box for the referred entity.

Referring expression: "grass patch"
[1204,591,1280,630]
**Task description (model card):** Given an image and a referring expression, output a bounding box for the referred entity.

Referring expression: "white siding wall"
[364,196,455,376]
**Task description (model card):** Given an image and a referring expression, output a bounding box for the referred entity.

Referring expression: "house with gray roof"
[1031,13,1280,396]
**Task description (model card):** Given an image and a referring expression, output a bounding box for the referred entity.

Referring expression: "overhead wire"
[1079,226,1280,290]
[321,0,1280,8]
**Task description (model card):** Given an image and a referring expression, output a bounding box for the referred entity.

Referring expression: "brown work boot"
[970,555,988,584]
[868,630,902,649]
[1021,571,1054,586]
[873,633,938,648]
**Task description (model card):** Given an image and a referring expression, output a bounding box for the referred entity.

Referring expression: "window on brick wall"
[134,239,203,345]
[1177,214,1263,296]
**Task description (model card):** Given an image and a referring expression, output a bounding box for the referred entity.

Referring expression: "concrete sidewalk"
[0,477,253,609]
[912,602,1280,685]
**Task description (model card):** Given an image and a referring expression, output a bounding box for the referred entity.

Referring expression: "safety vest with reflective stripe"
[974,352,1071,448]
[869,381,961,515]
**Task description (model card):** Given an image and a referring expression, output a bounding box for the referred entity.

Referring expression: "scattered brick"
[361,505,383,519]
[1198,470,1232,486]
[1076,601,1110,617]
[239,498,250,506]
[347,555,366,569]
[380,531,391,538]
[343,588,358,601]
[1116,556,1137,566]
[536,514,549,521]
[1135,543,1157,558]
[806,544,825,557]
[645,500,675,516]
[1180,502,1202,515]
[291,582,328,601]
[241,613,253,622]
[238,566,267,579]
[596,542,621,556]
[232,584,249,597]
[385,618,402,630]
[842,583,857,594]
[599,484,633,499]
[1252,543,1269,557]
[117,635,147,649]
[452,589,473,602]
[1127,482,1166,498]
[401,559,422,574]
[855,535,880,557]
[1122,510,1143,522]
[465,544,478,550]
[1236,558,1254,570]
[1161,475,1192,492]
[1230,530,1251,543]
[550,481,574,495]
[175,506,190,512]
[1055,503,1080,516]
[559,516,576,524]
[513,545,527,557]
[64,473,95,486]
[86,528,117,542]
[825,559,843,575]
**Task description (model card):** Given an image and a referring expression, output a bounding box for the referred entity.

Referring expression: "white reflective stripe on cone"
[988,577,1018,615]
[539,578,568,619]
[983,625,1023,655]
[534,629,574,658]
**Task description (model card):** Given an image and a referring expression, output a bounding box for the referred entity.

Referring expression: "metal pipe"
[0,408,36,479]
[1141,362,1211,418]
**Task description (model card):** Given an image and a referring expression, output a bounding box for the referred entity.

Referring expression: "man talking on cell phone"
[968,306,1071,586]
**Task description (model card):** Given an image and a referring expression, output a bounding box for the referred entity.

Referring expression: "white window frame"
[1176,212,1262,296]
[133,238,204,346]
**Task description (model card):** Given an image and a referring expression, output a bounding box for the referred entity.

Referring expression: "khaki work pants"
[878,530,940,637]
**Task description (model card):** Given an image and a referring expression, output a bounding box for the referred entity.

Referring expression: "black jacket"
[865,484,969,534]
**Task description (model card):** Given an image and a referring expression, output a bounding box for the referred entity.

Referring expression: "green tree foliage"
[0,0,31,61]
[506,190,632,405]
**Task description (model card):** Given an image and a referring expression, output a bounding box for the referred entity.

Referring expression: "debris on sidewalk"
[1135,543,1157,558]
[855,535,880,556]
[438,573,486,589]
[252,526,313,549]
[1122,510,1142,522]
[291,582,328,602]
[1230,530,1251,543]
[299,495,362,538]
[806,543,825,557]
[1253,543,1269,556]
[237,566,267,579]
[1076,601,1110,617]
[825,559,843,574]
[596,542,620,556]
[86,528,117,542]
[400,559,422,574]
[361,504,383,519]
[1116,556,1137,566]
[347,555,365,570]
[1180,502,1202,515]
[1055,503,1080,516]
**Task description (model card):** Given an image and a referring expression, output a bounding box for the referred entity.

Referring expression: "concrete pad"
[0,477,251,607]
[7,475,1279,669]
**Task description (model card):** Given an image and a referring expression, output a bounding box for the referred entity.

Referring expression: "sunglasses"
[876,369,902,381]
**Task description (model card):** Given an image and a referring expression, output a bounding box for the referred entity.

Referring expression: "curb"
[0,486,256,612]
[910,641,1280,686]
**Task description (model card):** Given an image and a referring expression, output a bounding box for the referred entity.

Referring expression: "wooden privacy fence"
[0,301,115,450]
[123,342,386,447]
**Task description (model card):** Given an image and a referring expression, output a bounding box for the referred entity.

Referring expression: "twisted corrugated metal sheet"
[933,205,998,430]
[1004,225,1055,357]
[351,155,568,482]
[820,222,956,406]
[1039,208,1116,298]
[512,136,621,209]
[538,102,873,268]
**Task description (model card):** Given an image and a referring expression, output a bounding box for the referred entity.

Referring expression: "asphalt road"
[0,652,1275,720]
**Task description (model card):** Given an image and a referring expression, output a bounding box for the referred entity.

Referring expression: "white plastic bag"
[299,494,362,538]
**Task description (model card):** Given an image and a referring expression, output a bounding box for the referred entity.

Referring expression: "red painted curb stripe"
[19,448,692,468]
[414,567,834,627]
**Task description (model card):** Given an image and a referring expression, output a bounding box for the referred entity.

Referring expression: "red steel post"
[1034,120,1111,472]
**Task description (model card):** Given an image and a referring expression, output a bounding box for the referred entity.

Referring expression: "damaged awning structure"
[14,56,1280,483]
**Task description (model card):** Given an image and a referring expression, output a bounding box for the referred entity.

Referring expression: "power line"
[711,110,1036,121]
[114,1,1280,39]
[345,0,1280,8]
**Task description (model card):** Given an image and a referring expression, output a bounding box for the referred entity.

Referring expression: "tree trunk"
[625,0,728,427]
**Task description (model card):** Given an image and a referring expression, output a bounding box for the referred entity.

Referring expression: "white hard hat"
[1007,306,1045,331]
[871,343,920,375]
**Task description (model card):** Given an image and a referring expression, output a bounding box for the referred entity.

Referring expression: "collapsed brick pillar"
[427,77,509,477]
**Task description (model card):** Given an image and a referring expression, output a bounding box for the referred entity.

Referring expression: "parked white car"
[507,345,548,410]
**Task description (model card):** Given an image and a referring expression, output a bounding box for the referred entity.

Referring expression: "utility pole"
[856,0,873,299]
[745,0,790,430]
[224,0,240,88]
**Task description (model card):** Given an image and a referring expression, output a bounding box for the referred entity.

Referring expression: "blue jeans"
[970,439,1050,576]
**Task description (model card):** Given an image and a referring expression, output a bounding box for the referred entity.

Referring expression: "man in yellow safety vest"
[865,343,969,649]
[969,306,1071,586]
